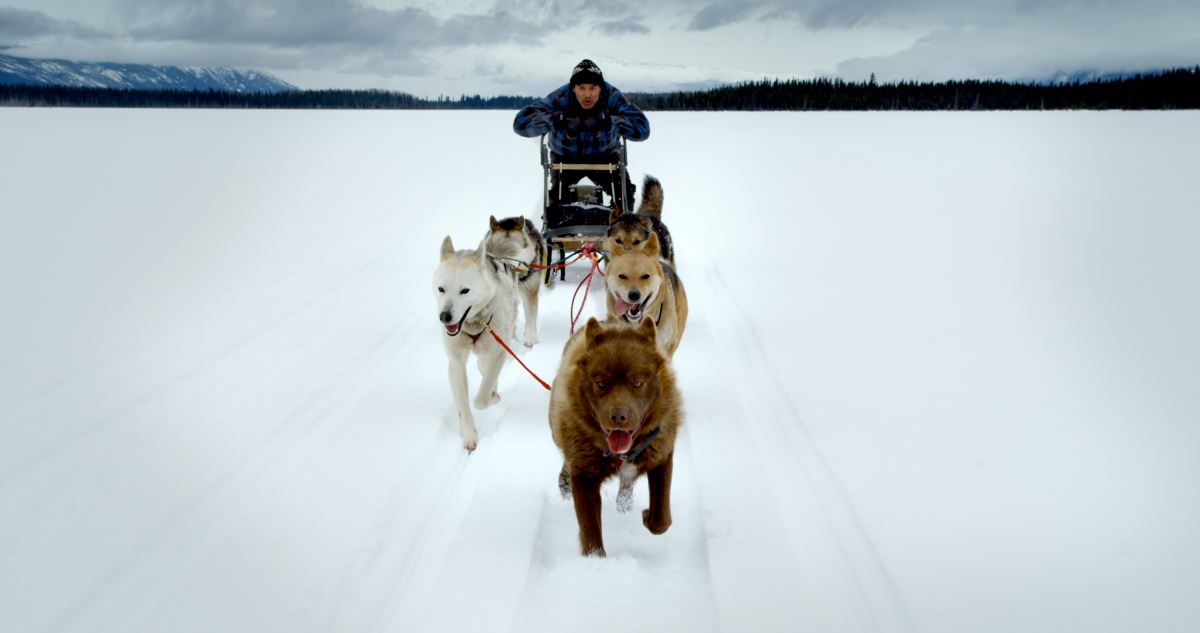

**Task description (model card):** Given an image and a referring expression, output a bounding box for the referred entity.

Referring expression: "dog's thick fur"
[549,317,682,557]
[604,232,688,358]
[606,175,674,264]
[433,235,520,451]
[486,215,545,347]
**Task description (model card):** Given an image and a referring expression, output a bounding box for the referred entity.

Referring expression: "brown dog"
[549,317,683,557]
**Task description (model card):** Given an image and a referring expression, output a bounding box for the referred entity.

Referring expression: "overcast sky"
[2,0,1197,96]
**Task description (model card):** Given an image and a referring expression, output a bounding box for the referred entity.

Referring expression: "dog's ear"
[639,315,658,340]
[515,216,525,230]
[473,234,490,262]
[489,215,500,231]
[441,236,455,261]
[644,232,660,258]
[585,317,605,347]
[608,208,621,225]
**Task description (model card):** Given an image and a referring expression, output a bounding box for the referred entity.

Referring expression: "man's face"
[572,83,601,109]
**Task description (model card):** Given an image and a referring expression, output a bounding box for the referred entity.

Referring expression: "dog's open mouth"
[603,426,639,454]
[444,307,471,336]
[613,295,646,322]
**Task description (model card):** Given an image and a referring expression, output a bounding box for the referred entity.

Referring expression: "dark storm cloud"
[0,6,109,43]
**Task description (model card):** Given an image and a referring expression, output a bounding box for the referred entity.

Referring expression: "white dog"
[433,234,520,451]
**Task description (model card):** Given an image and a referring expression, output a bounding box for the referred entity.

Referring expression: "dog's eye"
[615,239,623,245]
[641,274,650,280]
[618,274,627,280]
[596,381,606,388]
[438,287,444,293]
[460,288,469,294]
[632,240,641,246]
[633,381,643,388]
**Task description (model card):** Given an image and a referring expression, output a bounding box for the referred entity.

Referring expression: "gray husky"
[486,215,545,348]
[433,234,520,451]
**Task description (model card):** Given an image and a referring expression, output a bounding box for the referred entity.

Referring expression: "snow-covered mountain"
[0,53,297,92]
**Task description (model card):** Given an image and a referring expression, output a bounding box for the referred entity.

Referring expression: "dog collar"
[603,425,661,462]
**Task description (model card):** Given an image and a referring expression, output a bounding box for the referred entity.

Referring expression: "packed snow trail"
[3,109,1197,633]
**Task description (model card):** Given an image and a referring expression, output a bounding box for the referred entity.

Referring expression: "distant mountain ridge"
[0,53,297,93]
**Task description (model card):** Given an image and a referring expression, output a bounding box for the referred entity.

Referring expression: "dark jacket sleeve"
[513,87,566,138]
[607,87,650,142]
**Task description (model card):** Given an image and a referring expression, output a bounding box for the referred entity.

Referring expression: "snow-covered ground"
[1,109,1198,633]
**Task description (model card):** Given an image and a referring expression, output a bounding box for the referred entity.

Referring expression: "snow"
[1,109,1198,633]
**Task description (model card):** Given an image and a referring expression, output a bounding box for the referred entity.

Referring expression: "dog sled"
[539,133,631,284]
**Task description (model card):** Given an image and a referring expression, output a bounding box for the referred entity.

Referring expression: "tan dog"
[549,317,683,557]
[604,232,688,358]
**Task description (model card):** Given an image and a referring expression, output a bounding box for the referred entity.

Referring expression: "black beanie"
[570,59,603,86]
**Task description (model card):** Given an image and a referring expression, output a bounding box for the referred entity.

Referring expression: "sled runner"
[539,133,630,284]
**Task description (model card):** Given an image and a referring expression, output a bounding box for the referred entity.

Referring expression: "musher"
[513,59,650,212]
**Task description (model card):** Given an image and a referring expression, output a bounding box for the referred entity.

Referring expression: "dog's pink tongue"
[607,429,634,454]
[614,296,634,315]
[445,322,461,335]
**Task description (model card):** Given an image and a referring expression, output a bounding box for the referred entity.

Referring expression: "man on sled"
[513,59,650,214]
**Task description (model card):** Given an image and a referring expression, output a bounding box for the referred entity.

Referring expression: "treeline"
[2,67,1197,110]
[628,67,1200,111]
[0,86,532,109]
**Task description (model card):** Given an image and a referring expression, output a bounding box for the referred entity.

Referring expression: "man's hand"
[581,109,612,133]
[595,110,613,132]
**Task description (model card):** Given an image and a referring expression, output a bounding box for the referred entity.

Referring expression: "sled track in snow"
[678,224,916,633]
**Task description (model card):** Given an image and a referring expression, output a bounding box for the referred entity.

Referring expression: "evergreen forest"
[2,67,1197,111]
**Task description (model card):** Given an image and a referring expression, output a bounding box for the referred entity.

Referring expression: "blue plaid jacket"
[513,82,650,157]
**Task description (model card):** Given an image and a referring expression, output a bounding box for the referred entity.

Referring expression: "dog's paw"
[558,469,572,499]
[460,425,479,452]
[473,390,501,409]
[616,483,633,513]
[642,509,671,535]
[523,329,538,348]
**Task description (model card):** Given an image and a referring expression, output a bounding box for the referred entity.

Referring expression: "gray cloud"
[836,16,1200,83]
[101,0,655,74]
[2,0,1194,92]
[686,0,1199,31]
[593,20,650,36]
[120,1,538,51]
[0,6,110,43]
[688,1,757,31]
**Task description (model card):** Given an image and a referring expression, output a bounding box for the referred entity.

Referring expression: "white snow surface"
[1,109,1198,633]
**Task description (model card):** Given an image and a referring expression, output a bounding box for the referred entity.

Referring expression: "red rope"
[569,243,603,335]
[476,320,552,391]
[488,330,552,391]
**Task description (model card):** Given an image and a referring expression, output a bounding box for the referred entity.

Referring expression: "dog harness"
[603,425,661,462]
